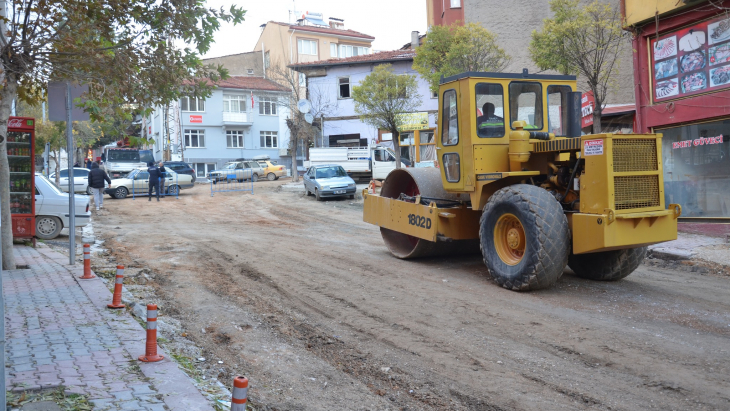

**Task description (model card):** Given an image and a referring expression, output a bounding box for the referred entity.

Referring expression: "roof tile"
[268,21,374,40]
[289,50,416,68]
[190,76,289,92]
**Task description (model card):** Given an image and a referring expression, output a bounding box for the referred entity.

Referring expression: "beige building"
[202,51,264,77]
[253,19,375,78]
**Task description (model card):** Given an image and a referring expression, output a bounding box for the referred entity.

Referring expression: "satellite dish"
[297,99,311,114]
[304,113,314,124]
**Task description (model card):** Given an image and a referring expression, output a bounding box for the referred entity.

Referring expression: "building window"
[247,69,254,75]
[354,46,369,56]
[431,90,438,99]
[339,45,353,58]
[299,72,306,88]
[195,163,217,178]
[223,94,247,113]
[180,97,205,112]
[450,0,461,8]
[298,39,317,56]
[184,129,205,148]
[258,97,277,115]
[227,130,244,148]
[330,43,337,58]
[260,131,278,148]
[264,51,270,69]
[338,77,351,99]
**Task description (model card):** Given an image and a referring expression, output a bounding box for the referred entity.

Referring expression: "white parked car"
[49,167,91,194]
[35,174,91,240]
[105,168,194,199]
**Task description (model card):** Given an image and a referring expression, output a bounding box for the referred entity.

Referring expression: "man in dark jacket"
[147,162,166,201]
[87,162,111,210]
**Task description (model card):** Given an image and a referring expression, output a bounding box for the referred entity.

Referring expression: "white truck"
[305,146,406,180]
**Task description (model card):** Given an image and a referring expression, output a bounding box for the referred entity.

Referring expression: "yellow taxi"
[257,160,287,181]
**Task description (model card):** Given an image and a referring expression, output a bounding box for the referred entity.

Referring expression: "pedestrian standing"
[85,158,92,169]
[87,162,111,210]
[147,162,163,201]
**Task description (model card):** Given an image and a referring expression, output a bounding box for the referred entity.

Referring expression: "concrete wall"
[463,0,635,105]
[203,51,264,77]
[308,60,438,146]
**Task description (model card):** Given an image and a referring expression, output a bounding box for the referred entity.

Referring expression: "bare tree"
[268,61,338,182]
[530,0,628,133]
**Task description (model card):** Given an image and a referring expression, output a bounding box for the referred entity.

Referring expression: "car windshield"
[107,149,140,162]
[315,166,348,179]
[127,170,139,179]
[223,163,236,169]
[139,150,154,164]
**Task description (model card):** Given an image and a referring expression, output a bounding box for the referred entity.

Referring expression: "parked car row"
[106,168,195,199]
[207,159,287,183]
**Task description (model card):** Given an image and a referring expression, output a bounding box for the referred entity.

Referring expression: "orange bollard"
[79,244,95,279]
[138,304,164,362]
[231,376,249,411]
[107,265,126,309]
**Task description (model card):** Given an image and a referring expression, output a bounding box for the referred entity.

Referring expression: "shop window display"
[660,119,730,217]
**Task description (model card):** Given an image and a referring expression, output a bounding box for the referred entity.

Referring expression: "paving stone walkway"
[4,244,213,411]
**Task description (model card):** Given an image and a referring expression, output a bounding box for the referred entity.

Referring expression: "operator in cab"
[477,102,504,137]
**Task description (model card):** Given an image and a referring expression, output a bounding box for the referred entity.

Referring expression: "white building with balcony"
[148,76,291,178]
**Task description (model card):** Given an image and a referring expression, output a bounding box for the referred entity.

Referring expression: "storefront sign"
[189,115,202,123]
[672,134,724,149]
[397,112,429,131]
[581,92,594,127]
[583,139,604,156]
[652,15,730,102]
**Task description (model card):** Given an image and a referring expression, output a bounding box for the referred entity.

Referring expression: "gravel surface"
[87,180,730,411]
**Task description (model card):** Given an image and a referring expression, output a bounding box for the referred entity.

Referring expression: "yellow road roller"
[363,71,681,291]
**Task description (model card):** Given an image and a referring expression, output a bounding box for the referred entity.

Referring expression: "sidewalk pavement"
[649,232,729,263]
[4,244,214,411]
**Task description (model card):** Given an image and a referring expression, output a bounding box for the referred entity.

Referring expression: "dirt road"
[93,181,730,411]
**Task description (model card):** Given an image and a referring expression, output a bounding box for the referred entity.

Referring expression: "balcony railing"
[222,112,250,123]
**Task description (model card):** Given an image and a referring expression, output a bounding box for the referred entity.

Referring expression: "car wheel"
[86,186,92,195]
[213,180,218,185]
[114,186,128,199]
[36,216,63,240]
[349,194,355,199]
[315,188,322,201]
[267,173,276,181]
[167,185,180,196]
[237,179,244,183]
[252,173,259,182]
[305,186,312,196]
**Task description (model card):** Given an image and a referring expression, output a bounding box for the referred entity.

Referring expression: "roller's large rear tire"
[480,185,569,291]
[568,247,647,281]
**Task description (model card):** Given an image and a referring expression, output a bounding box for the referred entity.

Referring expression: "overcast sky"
[201,0,428,58]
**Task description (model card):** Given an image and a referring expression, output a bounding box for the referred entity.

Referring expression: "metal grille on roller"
[612,139,657,172]
[614,176,660,210]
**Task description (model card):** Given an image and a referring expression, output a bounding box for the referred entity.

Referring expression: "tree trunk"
[54,150,60,186]
[592,99,602,134]
[291,133,299,183]
[392,129,402,169]
[0,80,18,269]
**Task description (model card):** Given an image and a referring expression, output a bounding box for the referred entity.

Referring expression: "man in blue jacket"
[147,162,166,201]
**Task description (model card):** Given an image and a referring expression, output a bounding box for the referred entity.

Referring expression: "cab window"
[475,83,504,138]
[509,82,543,130]
[547,85,572,136]
[441,89,459,146]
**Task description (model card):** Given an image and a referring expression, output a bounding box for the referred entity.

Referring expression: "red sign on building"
[189,115,202,123]
[581,91,594,128]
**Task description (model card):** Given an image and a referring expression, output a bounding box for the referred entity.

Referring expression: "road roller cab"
[363,70,681,291]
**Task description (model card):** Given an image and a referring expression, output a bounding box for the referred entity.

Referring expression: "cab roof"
[440,71,576,85]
